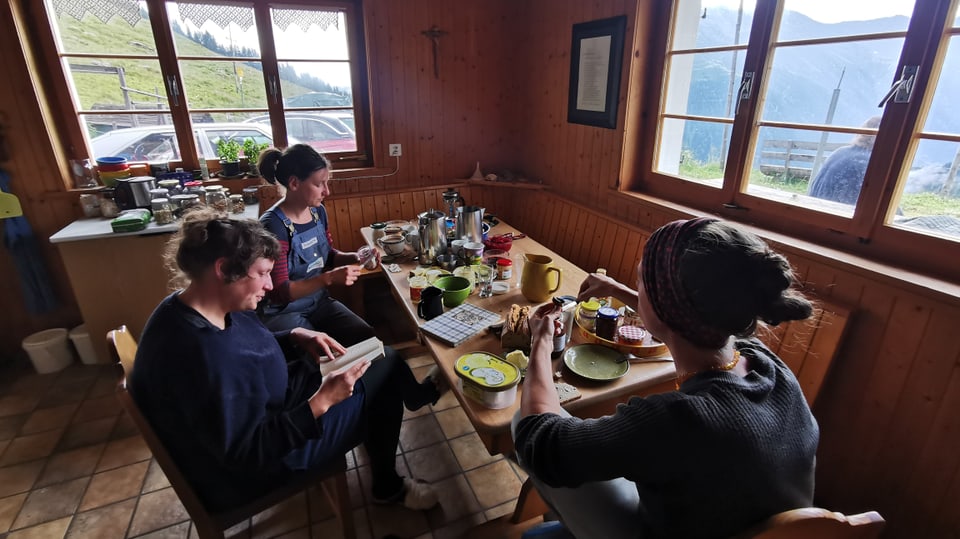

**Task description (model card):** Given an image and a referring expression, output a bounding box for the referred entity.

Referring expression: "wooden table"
[361,220,677,456]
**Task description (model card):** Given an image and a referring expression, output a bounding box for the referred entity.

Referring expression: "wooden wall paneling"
[567,206,589,269]
[398,191,414,224]
[360,194,377,230]
[897,361,960,538]
[363,0,392,176]
[410,0,431,185]
[335,198,357,249]
[574,207,598,271]
[606,225,630,283]
[871,304,960,530]
[559,203,581,266]
[346,197,367,249]
[553,199,572,257]
[795,306,849,404]
[617,229,643,286]
[409,189,426,220]
[929,436,960,538]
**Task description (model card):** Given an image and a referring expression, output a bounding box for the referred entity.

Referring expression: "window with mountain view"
[39,0,368,170]
[641,0,960,281]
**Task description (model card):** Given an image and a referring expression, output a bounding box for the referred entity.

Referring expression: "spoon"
[616,352,674,363]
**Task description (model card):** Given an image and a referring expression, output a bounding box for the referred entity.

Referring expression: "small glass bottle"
[151,198,175,225]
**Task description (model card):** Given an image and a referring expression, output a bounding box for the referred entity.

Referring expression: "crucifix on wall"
[421,25,448,79]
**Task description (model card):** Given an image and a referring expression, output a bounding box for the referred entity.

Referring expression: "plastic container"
[68,324,101,365]
[455,352,520,409]
[496,257,513,280]
[22,328,74,373]
[578,300,601,332]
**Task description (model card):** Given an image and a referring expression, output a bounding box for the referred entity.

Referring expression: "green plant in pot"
[216,138,243,177]
[243,138,269,177]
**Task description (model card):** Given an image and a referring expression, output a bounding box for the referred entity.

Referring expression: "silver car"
[89,122,295,162]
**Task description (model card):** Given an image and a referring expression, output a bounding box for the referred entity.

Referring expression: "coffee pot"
[418,209,448,265]
[441,188,465,220]
[455,205,485,243]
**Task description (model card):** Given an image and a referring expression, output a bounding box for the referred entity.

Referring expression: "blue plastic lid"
[96,156,128,165]
[597,306,619,319]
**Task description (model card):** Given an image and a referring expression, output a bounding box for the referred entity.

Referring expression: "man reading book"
[131,209,446,512]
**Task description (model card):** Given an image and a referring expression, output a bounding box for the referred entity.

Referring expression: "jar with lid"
[242,186,260,205]
[184,181,206,204]
[371,222,387,243]
[206,187,228,212]
[577,299,601,333]
[229,194,245,214]
[157,179,180,196]
[151,198,175,225]
[496,257,513,280]
[99,187,119,218]
[595,306,620,341]
[148,187,168,200]
[79,193,100,218]
[170,193,200,218]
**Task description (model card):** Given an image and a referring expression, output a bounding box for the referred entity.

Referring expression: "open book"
[317,336,384,376]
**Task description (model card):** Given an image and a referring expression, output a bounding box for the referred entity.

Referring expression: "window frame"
[632,0,960,282]
[27,0,373,177]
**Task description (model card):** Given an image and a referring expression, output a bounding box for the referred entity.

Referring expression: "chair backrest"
[107,326,214,528]
[755,298,852,407]
[739,507,886,539]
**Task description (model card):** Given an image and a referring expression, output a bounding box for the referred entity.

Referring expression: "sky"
[702,0,916,24]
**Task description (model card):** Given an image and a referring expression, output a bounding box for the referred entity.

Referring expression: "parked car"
[245,113,356,153]
[283,91,352,108]
[89,122,297,163]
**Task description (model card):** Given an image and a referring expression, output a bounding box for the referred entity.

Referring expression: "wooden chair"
[735,507,886,539]
[108,326,355,539]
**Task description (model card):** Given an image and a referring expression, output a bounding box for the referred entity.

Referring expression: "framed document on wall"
[567,15,627,129]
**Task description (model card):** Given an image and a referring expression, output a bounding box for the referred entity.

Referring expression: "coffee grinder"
[441,188,464,238]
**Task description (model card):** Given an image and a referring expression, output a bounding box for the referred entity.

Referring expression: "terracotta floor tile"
[367,501,430,539]
[449,433,500,471]
[5,515,73,539]
[0,492,28,533]
[399,415,445,452]
[0,394,42,418]
[435,407,475,439]
[406,355,436,369]
[483,500,517,521]
[11,477,87,530]
[403,404,432,419]
[0,429,64,467]
[424,474,482,528]
[96,435,151,472]
[126,519,191,539]
[10,372,57,395]
[346,468,365,510]
[0,437,8,457]
[72,396,121,425]
[35,444,105,488]
[274,526,310,539]
[430,389,460,412]
[0,414,28,441]
[0,460,45,498]
[508,459,528,482]
[141,459,171,493]
[127,487,189,537]
[57,416,117,452]
[65,498,136,539]
[79,460,149,512]
[249,492,308,539]
[405,442,461,483]
[84,376,116,400]
[465,460,522,509]
[432,512,487,539]
[311,506,373,539]
[19,404,78,436]
[306,483,336,523]
[37,384,89,410]
[109,412,139,440]
[50,366,98,389]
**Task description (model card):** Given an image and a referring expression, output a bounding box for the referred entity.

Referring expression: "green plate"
[563,344,629,381]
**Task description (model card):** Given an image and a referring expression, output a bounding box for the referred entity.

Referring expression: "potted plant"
[243,138,269,177]
[216,138,243,177]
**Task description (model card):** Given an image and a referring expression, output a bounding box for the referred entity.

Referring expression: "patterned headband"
[641,218,729,349]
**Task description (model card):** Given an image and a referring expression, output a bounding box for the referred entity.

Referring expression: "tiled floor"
[0,353,530,539]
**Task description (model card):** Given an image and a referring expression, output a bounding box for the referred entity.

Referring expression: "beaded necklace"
[675,350,741,390]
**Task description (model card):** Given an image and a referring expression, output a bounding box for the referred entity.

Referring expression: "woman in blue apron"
[258,144,374,345]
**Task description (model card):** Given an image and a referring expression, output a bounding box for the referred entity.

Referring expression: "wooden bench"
[759,139,845,179]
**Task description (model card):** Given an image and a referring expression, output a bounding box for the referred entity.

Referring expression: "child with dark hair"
[514,218,818,539]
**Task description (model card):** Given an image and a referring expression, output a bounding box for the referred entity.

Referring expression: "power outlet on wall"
[388,143,403,157]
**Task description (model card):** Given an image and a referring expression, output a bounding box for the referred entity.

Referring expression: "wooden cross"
[421,25,448,79]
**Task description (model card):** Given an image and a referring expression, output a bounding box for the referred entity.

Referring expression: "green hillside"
[58,14,312,112]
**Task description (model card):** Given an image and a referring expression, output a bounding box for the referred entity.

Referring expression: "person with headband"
[130,208,441,512]
[257,144,376,342]
[512,218,819,538]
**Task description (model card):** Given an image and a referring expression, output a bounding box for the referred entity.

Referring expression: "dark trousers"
[263,294,374,347]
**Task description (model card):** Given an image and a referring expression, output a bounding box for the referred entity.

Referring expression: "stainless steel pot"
[115,176,157,210]
[456,205,485,243]
[418,209,448,265]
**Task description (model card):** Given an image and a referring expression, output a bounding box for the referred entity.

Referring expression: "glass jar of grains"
[151,198,175,225]
[229,194,245,214]
[205,187,228,212]
[99,187,119,218]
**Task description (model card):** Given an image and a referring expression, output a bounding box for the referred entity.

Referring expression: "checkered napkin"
[420,304,501,347]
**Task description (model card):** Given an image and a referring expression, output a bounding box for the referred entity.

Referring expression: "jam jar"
[205,186,228,212]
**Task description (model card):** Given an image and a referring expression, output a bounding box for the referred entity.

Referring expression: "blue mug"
[417,286,444,320]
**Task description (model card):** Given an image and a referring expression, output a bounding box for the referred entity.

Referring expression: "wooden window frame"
[630,0,960,283]
[25,0,373,180]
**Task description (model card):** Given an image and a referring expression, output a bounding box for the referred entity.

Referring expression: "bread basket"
[574,298,669,357]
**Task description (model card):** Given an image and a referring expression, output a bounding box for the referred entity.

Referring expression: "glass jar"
[148,187,168,200]
[371,222,387,243]
[157,179,181,196]
[151,198,175,225]
[229,194,245,214]
[595,306,620,341]
[206,188,228,212]
[79,193,100,218]
[184,181,206,204]
[242,186,260,205]
[496,257,513,280]
[70,158,98,189]
[99,188,119,218]
[170,193,200,218]
[578,300,601,333]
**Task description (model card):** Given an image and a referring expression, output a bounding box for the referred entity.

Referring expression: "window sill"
[615,189,960,302]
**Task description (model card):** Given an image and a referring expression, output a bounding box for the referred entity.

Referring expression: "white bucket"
[69,324,101,365]
[22,328,74,374]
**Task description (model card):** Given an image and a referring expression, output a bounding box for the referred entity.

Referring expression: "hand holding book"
[315,336,385,376]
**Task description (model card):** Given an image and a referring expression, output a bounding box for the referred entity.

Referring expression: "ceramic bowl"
[436,254,459,271]
[378,234,406,255]
[432,275,472,307]
[484,235,513,252]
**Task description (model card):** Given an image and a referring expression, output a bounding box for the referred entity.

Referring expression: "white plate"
[491,282,509,295]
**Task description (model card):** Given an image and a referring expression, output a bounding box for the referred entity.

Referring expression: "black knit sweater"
[514,338,818,538]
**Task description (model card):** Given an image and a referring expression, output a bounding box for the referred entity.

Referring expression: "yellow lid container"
[455,352,520,409]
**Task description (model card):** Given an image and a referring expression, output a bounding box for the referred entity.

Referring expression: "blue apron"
[262,205,332,316]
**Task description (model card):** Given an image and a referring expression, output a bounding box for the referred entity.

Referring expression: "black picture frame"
[567,15,627,129]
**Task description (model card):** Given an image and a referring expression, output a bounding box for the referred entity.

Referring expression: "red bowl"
[97,163,130,173]
[483,235,513,252]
